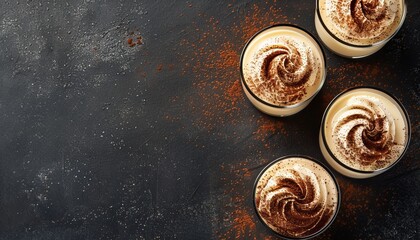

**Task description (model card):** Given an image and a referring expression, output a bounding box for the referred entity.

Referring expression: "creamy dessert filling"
[242,26,324,107]
[255,157,339,238]
[318,0,404,45]
[328,94,406,171]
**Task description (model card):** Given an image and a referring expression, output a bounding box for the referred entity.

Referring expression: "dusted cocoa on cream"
[320,87,410,178]
[241,25,325,116]
[254,157,339,238]
[315,0,406,57]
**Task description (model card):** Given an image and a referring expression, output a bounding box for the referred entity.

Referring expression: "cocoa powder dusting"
[335,179,395,229]
[156,64,163,72]
[171,2,356,238]
[127,30,143,47]
[176,4,290,238]
[178,2,289,134]
[159,1,414,238]
[225,79,242,113]
[254,116,287,149]
[217,161,261,239]
[327,62,396,91]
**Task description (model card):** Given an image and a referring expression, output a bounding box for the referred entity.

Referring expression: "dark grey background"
[0,0,419,239]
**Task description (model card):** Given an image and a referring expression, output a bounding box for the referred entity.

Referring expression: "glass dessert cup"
[315,0,407,58]
[253,155,340,239]
[240,24,326,117]
[319,87,411,178]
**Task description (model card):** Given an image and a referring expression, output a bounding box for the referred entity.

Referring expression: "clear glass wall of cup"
[315,0,407,58]
[254,155,340,239]
[319,87,411,178]
[240,24,326,116]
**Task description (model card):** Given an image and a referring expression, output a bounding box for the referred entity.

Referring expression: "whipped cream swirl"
[331,95,404,171]
[255,160,336,238]
[328,0,402,44]
[245,36,321,106]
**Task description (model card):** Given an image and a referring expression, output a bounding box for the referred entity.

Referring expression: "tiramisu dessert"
[319,87,411,178]
[240,25,326,116]
[254,156,340,238]
[315,0,406,58]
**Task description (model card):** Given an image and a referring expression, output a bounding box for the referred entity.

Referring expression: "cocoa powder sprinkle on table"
[176,3,291,238]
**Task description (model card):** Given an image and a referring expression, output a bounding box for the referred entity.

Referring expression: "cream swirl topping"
[245,35,322,106]
[255,158,338,238]
[331,95,405,171]
[322,0,403,45]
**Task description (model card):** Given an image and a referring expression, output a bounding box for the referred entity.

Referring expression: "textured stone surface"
[0,0,419,239]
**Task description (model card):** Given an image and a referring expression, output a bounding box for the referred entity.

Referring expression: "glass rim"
[253,155,341,239]
[315,0,407,48]
[320,86,412,174]
[239,24,327,110]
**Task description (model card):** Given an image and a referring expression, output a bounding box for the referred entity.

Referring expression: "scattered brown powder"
[253,116,287,148]
[127,38,134,47]
[231,209,257,239]
[334,179,393,228]
[176,3,291,238]
[171,2,404,238]
[131,1,413,238]
[136,36,143,45]
[225,79,242,113]
[240,4,291,42]
[217,159,270,239]
[154,2,417,239]
[326,62,397,92]
[127,30,143,47]
[178,3,289,135]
